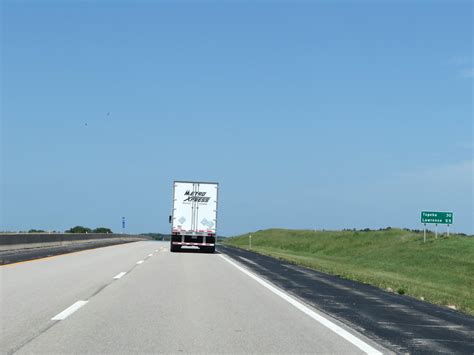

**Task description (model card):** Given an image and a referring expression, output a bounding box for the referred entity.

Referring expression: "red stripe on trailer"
[172,242,215,247]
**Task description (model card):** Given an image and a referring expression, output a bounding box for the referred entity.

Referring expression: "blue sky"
[2,1,473,235]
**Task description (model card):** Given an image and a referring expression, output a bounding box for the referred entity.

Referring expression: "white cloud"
[456,141,474,150]
[449,56,473,79]
[460,67,474,78]
[450,56,471,66]
[398,160,472,180]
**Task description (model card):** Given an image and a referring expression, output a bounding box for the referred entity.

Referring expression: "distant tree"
[66,226,92,233]
[140,233,170,241]
[28,229,46,233]
[92,227,112,233]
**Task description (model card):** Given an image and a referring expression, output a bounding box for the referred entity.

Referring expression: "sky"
[1,1,473,235]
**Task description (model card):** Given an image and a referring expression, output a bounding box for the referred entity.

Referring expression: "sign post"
[421,211,453,242]
[249,234,252,250]
[122,217,126,234]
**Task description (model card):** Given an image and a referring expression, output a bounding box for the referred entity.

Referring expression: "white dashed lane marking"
[50,247,163,324]
[51,301,88,321]
[113,272,127,279]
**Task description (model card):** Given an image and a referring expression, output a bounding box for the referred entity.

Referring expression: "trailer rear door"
[172,181,218,235]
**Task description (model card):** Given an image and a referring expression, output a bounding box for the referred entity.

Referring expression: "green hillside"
[223,228,474,315]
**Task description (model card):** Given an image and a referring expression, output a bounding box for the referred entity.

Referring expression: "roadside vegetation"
[223,228,474,315]
[0,227,113,234]
[141,233,171,241]
[65,226,113,233]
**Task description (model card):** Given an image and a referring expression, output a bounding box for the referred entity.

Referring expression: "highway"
[1,241,386,354]
[220,245,474,354]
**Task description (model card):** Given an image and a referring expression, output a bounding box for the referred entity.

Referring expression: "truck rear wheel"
[204,246,215,253]
[170,244,180,252]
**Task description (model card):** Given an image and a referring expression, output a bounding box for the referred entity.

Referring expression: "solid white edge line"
[51,301,88,321]
[219,254,383,355]
[136,260,144,264]
[113,272,127,279]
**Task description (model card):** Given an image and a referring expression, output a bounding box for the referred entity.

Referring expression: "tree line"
[18,226,113,234]
[66,226,113,233]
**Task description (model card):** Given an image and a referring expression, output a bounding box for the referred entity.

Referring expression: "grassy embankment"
[223,228,474,315]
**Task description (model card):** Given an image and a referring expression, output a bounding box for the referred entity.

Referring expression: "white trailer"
[169,181,219,253]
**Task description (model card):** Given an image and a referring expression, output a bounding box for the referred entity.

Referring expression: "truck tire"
[170,244,179,252]
[205,246,215,253]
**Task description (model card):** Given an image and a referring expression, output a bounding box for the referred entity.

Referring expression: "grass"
[223,228,474,315]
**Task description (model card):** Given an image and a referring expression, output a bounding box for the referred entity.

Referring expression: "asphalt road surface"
[0,239,140,265]
[220,245,474,354]
[1,241,386,354]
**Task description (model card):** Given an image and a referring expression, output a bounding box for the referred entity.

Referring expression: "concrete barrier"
[0,233,153,265]
[0,233,150,252]
[0,233,144,244]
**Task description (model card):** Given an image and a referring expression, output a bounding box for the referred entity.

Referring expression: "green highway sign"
[421,211,453,225]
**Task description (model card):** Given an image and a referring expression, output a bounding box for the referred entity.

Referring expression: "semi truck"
[169,181,219,253]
